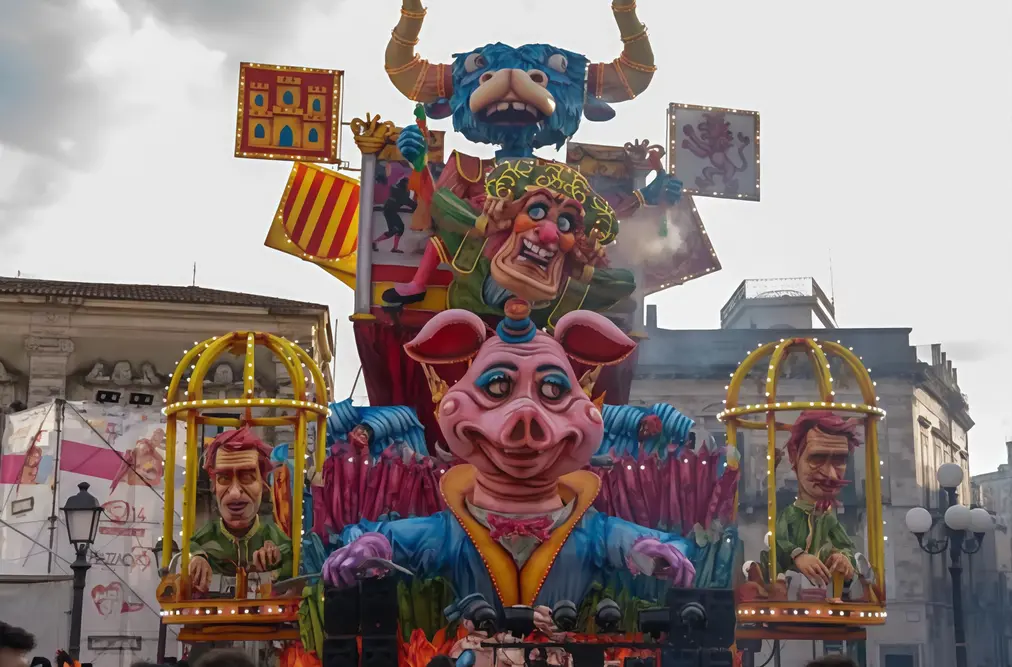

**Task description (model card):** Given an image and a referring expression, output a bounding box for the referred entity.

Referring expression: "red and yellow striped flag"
[273,162,360,260]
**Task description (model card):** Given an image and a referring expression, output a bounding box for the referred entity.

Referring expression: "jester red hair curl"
[784,410,861,470]
[203,427,273,480]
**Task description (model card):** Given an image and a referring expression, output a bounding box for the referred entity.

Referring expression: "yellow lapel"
[440,465,601,607]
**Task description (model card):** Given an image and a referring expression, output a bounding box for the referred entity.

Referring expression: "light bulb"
[944,504,971,531]
[905,507,932,534]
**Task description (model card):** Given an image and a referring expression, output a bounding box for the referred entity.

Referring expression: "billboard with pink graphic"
[0,401,186,666]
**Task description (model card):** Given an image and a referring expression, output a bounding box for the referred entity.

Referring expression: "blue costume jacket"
[340,465,694,610]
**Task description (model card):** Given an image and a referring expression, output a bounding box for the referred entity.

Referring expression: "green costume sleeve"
[775,506,807,574]
[262,522,295,579]
[431,188,480,236]
[190,521,237,576]
[822,513,857,568]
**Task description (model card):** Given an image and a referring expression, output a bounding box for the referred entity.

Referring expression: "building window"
[283,90,295,105]
[933,439,943,508]
[254,124,266,139]
[312,98,322,112]
[279,125,294,147]
[920,432,930,506]
[308,128,319,143]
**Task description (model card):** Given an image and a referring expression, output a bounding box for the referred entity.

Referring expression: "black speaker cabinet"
[324,585,361,636]
[323,637,359,667]
[361,638,398,667]
[360,578,399,636]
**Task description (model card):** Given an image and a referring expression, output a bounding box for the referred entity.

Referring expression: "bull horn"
[588,0,656,103]
[385,0,453,103]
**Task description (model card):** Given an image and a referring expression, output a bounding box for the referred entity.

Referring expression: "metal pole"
[943,486,968,667]
[69,545,90,661]
[354,154,377,315]
[156,621,168,663]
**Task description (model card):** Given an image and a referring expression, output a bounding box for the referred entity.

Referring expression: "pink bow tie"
[487,514,554,543]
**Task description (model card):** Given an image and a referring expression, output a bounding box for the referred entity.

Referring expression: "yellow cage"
[718,337,887,638]
[156,331,329,642]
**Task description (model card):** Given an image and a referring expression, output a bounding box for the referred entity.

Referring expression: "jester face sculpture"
[490,188,583,303]
[406,299,636,511]
[386,0,657,157]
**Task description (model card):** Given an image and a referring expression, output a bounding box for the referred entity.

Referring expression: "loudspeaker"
[361,638,398,667]
[360,578,398,636]
[322,638,359,667]
[324,585,360,636]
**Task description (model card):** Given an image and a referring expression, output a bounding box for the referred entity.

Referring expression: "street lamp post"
[905,463,995,667]
[60,482,103,661]
[152,537,179,663]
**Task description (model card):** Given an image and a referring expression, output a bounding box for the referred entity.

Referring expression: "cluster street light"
[905,462,995,667]
[60,482,103,661]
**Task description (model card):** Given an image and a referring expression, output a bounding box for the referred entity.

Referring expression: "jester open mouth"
[516,238,556,270]
[482,102,544,125]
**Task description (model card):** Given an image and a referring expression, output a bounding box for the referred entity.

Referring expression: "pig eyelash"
[538,374,571,401]
[475,369,513,399]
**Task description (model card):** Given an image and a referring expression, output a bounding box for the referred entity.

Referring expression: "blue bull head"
[385,0,657,158]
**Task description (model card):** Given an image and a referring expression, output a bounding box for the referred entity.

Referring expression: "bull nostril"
[509,420,526,443]
[527,70,547,86]
[480,72,494,84]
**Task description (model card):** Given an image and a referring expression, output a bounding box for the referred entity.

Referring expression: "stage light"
[594,598,622,633]
[552,600,578,632]
[503,605,536,638]
[638,608,669,639]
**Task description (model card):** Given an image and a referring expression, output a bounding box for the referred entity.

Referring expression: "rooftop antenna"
[828,249,836,305]
[191,262,197,287]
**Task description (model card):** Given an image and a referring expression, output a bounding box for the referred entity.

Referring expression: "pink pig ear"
[554,311,637,366]
[405,310,488,365]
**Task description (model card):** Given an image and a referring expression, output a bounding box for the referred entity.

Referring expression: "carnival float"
[153,1,886,665]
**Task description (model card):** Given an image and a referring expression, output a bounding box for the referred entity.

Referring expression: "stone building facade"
[0,276,334,528]
[969,449,1012,666]
[633,280,972,667]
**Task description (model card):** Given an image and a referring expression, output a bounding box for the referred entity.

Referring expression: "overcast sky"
[1,0,1010,473]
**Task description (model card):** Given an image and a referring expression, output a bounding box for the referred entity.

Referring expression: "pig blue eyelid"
[541,374,571,391]
[475,367,512,388]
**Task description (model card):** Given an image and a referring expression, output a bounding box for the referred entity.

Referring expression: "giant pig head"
[385,0,657,157]
[405,300,635,487]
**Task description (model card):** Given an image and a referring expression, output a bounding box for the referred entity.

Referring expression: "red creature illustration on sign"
[681,113,751,194]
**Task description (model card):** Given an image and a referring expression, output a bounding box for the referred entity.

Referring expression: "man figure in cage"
[188,427,293,593]
[372,176,416,254]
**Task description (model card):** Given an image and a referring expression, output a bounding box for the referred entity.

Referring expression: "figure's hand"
[322,533,393,588]
[397,125,428,165]
[826,552,854,580]
[628,538,696,587]
[793,553,831,586]
[188,555,212,593]
[482,196,516,232]
[252,541,282,572]
[639,172,684,207]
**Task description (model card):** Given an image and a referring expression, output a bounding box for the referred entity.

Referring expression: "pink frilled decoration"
[314,443,448,535]
[589,446,740,537]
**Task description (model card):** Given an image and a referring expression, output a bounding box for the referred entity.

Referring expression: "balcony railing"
[720,277,836,323]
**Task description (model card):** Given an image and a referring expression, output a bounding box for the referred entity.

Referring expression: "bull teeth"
[497,102,510,111]
[512,102,526,111]
[525,104,538,115]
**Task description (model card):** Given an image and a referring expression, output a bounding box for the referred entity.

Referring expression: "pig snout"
[499,403,555,451]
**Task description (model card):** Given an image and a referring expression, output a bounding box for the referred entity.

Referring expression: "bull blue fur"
[443,43,589,159]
